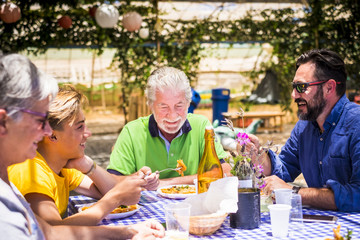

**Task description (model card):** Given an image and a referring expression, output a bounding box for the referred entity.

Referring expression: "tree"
[1,0,359,116]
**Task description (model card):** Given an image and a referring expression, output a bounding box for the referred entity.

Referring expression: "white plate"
[309,237,333,240]
[157,185,196,199]
[78,203,139,220]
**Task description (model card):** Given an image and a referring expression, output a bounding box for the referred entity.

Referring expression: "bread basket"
[189,213,227,235]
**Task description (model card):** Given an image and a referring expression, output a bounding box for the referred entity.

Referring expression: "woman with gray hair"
[0,54,165,239]
[0,53,58,239]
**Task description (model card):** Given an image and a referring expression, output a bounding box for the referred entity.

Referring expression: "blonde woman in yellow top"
[9,86,155,226]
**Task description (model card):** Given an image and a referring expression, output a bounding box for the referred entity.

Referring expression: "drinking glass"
[164,202,191,240]
[289,193,304,236]
[274,188,292,205]
[268,204,292,238]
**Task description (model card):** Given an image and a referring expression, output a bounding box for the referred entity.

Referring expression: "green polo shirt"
[107,113,227,179]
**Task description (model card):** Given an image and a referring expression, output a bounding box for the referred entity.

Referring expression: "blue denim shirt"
[269,94,360,212]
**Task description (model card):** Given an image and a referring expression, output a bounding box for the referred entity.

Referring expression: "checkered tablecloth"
[68,191,360,239]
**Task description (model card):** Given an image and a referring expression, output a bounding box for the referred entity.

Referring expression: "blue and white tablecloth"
[68,191,360,239]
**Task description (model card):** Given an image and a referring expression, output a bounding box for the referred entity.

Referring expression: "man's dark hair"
[296,49,347,96]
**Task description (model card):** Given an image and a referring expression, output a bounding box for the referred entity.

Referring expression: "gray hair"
[145,66,192,107]
[0,53,58,121]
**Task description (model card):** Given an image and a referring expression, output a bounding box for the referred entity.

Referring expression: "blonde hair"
[48,85,87,130]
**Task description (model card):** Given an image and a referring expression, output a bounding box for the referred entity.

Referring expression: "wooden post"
[89,50,96,106]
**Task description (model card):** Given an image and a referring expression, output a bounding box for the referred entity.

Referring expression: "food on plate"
[324,225,353,240]
[82,204,138,214]
[176,159,187,176]
[161,185,195,194]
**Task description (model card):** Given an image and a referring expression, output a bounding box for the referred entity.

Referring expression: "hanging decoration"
[89,6,97,18]
[122,11,142,32]
[95,4,119,28]
[139,28,149,39]
[0,2,21,24]
[58,15,72,29]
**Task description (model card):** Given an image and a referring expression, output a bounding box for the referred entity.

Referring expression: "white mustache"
[163,118,181,123]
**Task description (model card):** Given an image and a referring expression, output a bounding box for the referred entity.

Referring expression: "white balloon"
[95,4,119,28]
[139,28,149,39]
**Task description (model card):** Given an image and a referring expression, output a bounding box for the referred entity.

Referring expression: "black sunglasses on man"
[292,79,341,93]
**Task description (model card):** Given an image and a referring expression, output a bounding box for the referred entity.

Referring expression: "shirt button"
[320,138,323,141]
[319,161,322,165]
[332,122,336,126]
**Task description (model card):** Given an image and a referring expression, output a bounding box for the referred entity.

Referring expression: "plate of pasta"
[157,185,196,199]
[79,203,139,220]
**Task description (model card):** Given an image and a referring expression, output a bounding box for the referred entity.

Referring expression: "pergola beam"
[157,0,304,3]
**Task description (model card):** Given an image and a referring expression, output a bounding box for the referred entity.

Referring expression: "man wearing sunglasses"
[250,49,360,212]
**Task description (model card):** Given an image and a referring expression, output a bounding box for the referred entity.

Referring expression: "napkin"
[184,177,238,216]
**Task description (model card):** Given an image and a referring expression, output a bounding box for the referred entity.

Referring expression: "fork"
[155,167,182,174]
[144,167,182,178]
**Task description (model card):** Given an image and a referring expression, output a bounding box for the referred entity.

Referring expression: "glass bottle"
[197,126,223,193]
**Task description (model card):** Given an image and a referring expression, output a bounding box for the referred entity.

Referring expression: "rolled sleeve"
[326,128,360,212]
[326,179,360,212]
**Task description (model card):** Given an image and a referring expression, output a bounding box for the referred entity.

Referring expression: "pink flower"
[236,132,251,145]
[253,164,264,174]
[257,181,266,189]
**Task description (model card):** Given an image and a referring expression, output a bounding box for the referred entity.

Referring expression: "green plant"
[224,109,278,188]
[230,147,253,181]
[1,0,359,119]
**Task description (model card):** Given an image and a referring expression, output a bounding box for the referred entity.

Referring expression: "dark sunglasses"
[292,79,341,93]
[7,107,49,129]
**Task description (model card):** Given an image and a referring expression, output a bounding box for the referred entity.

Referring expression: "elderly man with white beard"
[107,67,231,190]
[248,49,360,212]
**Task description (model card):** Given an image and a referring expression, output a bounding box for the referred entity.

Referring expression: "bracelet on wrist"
[84,161,96,176]
[292,185,301,194]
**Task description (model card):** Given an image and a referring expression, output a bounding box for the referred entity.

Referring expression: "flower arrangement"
[224,108,278,189]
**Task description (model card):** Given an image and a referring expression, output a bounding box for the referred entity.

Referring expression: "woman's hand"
[130,219,166,240]
[64,155,93,174]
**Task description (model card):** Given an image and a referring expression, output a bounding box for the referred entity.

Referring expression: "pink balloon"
[122,11,142,32]
[0,2,21,24]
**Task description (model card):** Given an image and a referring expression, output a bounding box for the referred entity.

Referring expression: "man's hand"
[130,219,166,240]
[138,166,160,191]
[246,134,272,176]
[240,133,261,161]
[246,134,260,153]
[263,175,291,195]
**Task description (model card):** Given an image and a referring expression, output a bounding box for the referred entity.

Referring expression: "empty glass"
[274,188,292,205]
[164,202,191,240]
[268,204,292,238]
[289,193,304,237]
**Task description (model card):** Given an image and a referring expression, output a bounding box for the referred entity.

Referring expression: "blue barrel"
[188,88,201,113]
[211,88,230,124]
